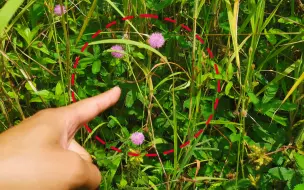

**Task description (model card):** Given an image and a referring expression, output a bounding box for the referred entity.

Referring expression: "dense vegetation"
[0,0,303,189]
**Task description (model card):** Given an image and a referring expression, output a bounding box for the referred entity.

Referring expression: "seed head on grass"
[148,32,165,48]
[54,5,67,16]
[111,45,124,59]
[130,132,145,145]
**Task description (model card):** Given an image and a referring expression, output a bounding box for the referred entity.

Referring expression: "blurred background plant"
[0,0,303,189]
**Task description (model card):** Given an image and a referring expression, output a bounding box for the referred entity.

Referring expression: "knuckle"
[35,108,56,117]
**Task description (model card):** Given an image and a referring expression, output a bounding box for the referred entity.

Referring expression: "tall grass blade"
[0,0,24,37]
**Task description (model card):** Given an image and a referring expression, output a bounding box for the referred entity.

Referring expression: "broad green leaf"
[133,52,145,59]
[225,81,233,96]
[31,41,49,55]
[34,90,54,100]
[269,28,291,39]
[268,167,295,181]
[55,82,63,96]
[252,125,275,144]
[227,62,234,80]
[265,29,277,45]
[25,81,36,91]
[265,110,287,126]
[278,16,302,25]
[229,133,241,142]
[262,82,278,103]
[294,153,304,170]
[294,184,304,190]
[125,90,135,108]
[248,92,260,105]
[14,26,31,45]
[92,60,101,74]
[43,57,57,64]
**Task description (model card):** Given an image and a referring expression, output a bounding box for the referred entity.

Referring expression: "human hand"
[0,87,121,190]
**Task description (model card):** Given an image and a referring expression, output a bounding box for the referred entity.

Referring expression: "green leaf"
[92,60,101,74]
[278,16,301,25]
[31,41,49,55]
[252,125,275,144]
[269,28,291,39]
[265,29,277,45]
[34,90,54,100]
[125,90,135,108]
[229,133,241,142]
[248,92,260,105]
[268,167,295,181]
[42,57,57,64]
[133,52,145,59]
[294,153,304,170]
[227,62,234,80]
[262,82,278,103]
[119,178,128,188]
[294,184,304,190]
[25,81,36,91]
[55,82,63,96]
[225,81,233,96]
[14,26,31,45]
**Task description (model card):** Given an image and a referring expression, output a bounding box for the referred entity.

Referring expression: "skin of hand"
[0,87,121,190]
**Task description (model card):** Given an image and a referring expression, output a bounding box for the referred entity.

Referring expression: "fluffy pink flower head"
[130,132,145,145]
[148,32,165,48]
[111,45,124,58]
[54,5,67,16]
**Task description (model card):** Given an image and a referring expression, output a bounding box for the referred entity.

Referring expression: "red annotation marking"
[122,16,134,20]
[164,17,176,23]
[214,98,219,110]
[111,146,122,153]
[180,141,190,148]
[194,129,204,138]
[140,14,158,19]
[72,13,221,158]
[163,149,174,155]
[106,21,117,28]
[73,56,80,68]
[81,42,89,52]
[95,136,106,145]
[128,152,140,157]
[92,30,101,39]
[71,91,76,103]
[206,114,213,126]
[217,80,221,93]
[214,64,219,74]
[207,48,214,59]
[84,124,92,133]
[71,74,75,86]
[145,153,158,157]
[196,34,205,44]
[181,24,192,32]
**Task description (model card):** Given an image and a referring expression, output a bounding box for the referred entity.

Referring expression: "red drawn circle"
[71,14,221,157]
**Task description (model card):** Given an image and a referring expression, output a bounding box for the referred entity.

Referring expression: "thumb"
[68,139,92,162]
[68,139,101,189]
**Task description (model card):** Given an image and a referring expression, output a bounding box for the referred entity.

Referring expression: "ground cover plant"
[0,0,304,189]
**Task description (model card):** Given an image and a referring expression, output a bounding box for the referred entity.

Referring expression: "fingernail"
[112,86,121,91]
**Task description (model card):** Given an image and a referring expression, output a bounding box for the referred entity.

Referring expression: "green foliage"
[0,0,303,189]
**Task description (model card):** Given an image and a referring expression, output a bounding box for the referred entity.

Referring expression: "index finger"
[63,86,121,132]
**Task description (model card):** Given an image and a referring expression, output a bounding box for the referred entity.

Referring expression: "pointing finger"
[63,86,121,135]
